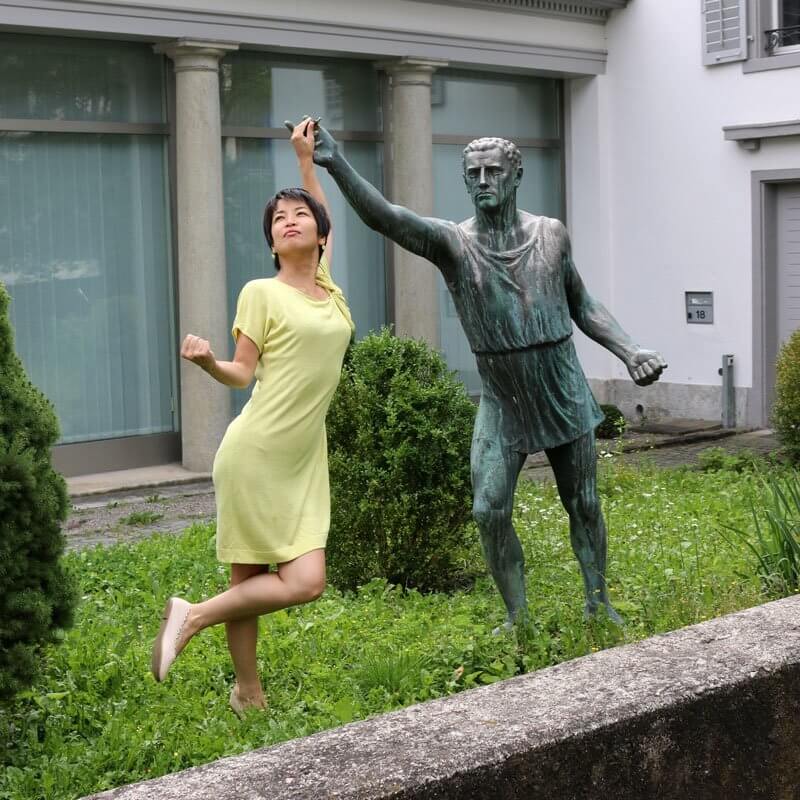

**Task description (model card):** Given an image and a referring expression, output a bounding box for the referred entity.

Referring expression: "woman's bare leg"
[178,549,326,652]
[225,564,268,705]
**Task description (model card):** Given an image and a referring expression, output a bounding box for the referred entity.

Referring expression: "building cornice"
[413,0,629,23]
[0,1,609,75]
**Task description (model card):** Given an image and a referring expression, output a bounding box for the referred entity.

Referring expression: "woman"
[151,118,354,715]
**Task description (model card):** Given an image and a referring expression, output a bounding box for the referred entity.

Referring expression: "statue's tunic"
[445,216,603,453]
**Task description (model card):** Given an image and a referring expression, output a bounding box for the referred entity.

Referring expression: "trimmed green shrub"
[596,403,627,439]
[772,328,800,464]
[0,284,76,700]
[326,329,477,592]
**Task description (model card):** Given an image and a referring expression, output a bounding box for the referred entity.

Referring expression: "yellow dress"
[212,270,352,564]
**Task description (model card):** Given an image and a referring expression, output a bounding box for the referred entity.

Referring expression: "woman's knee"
[278,550,326,605]
[292,575,326,605]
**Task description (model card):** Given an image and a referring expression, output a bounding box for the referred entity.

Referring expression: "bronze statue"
[309,123,666,628]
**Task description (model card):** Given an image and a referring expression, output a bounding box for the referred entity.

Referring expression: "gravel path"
[66,481,215,552]
[66,429,781,553]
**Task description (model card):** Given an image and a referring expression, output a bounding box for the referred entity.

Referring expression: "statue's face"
[463,147,521,212]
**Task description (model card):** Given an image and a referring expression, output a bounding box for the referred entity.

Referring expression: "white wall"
[570,0,800,395]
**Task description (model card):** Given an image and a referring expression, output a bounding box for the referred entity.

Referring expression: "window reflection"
[0,34,165,123]
[1,133,175,442]
[220,53,381,131]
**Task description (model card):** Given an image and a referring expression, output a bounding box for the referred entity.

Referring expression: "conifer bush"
[0,284,75,700]
[772,329,800,464]
[326,329,477,592]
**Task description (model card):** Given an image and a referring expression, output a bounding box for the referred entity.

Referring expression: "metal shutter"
[778,183,800,349]
[702,0,748,65]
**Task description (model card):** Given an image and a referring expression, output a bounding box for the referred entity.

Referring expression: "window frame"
[743,0,800,71]
[766,0,800,54]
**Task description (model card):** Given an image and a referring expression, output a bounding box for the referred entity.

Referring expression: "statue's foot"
[584,600,624,627]
[491,620,514,636]
[492,610,531,636]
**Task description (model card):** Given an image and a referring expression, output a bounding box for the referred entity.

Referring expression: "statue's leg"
[545,431,622,625]
[471,397,528,628]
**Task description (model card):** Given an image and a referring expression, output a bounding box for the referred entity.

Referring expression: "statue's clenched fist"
[181,334,216,372]
[626,349,667,386]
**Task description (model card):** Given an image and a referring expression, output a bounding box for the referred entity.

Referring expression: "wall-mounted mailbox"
[686,291,713,324]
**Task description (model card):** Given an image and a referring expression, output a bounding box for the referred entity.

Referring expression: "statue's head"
[462,137,522,213]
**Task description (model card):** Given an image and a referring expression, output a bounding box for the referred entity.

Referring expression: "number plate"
[685,291,713,324]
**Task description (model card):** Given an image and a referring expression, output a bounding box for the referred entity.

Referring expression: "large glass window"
[220,53,386,413]
[0,35,176,444]
[221,52,381,131]
[431,70,564,393]
[431,71,560,141]
[0,34,165,123]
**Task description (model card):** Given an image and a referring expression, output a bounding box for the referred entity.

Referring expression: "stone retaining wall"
[86,595,800,799]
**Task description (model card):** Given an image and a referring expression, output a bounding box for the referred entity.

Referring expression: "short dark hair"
[462,137,522,175]
[262,187,331,270]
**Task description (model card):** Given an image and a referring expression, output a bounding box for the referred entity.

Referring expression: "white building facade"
[572,0,800,431]
[0,0,796,476]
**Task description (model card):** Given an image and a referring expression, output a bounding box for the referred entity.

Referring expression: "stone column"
[155,39,238,473]
[380,58,447,348]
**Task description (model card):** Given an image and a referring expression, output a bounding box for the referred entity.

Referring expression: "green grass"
[722,469,800,597]
[0,459,790,799]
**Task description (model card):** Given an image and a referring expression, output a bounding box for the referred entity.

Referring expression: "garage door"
[778,183,800,348]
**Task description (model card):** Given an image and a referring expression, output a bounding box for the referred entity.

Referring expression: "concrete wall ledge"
[87,595,800,799]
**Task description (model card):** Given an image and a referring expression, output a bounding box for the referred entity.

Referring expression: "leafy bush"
[697,446,768,473]
[596,404,627,439]
[326,329,477,592]
[0,284,76,700]
[772,328,800,463]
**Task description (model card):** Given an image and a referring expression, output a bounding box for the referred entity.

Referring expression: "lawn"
[0,458,791,800]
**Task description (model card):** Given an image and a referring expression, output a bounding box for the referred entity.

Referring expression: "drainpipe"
[720,354,736,428]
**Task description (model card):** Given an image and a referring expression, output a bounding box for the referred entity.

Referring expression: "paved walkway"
[65,427,781,553]
[521,428,780,482]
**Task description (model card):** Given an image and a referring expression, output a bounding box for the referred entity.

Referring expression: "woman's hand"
[284,117,338,169]
[181,334,217,373]
[287,116,317,163]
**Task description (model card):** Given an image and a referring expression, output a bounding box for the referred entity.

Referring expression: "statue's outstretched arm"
[312,123,457,271]
[556,222,667,386]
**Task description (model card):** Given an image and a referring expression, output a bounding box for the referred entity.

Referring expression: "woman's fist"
[181,334,216,372]
[286,116,316,161]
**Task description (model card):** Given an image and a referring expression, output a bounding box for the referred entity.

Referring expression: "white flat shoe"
[151,597,191,682]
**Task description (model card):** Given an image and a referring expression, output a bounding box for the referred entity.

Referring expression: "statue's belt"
[472,333,572,357]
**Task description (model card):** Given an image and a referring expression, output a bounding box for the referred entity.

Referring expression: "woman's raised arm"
[287,118,334,266]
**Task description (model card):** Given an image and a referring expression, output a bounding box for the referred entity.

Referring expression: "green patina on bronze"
[311,124,667,627]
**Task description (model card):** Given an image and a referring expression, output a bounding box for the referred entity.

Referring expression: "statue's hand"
[627,349,667,386]
[311,121,338,169]
[284,116,338,168]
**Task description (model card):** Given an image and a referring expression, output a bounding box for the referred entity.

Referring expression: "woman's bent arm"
[181,332,259,389]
